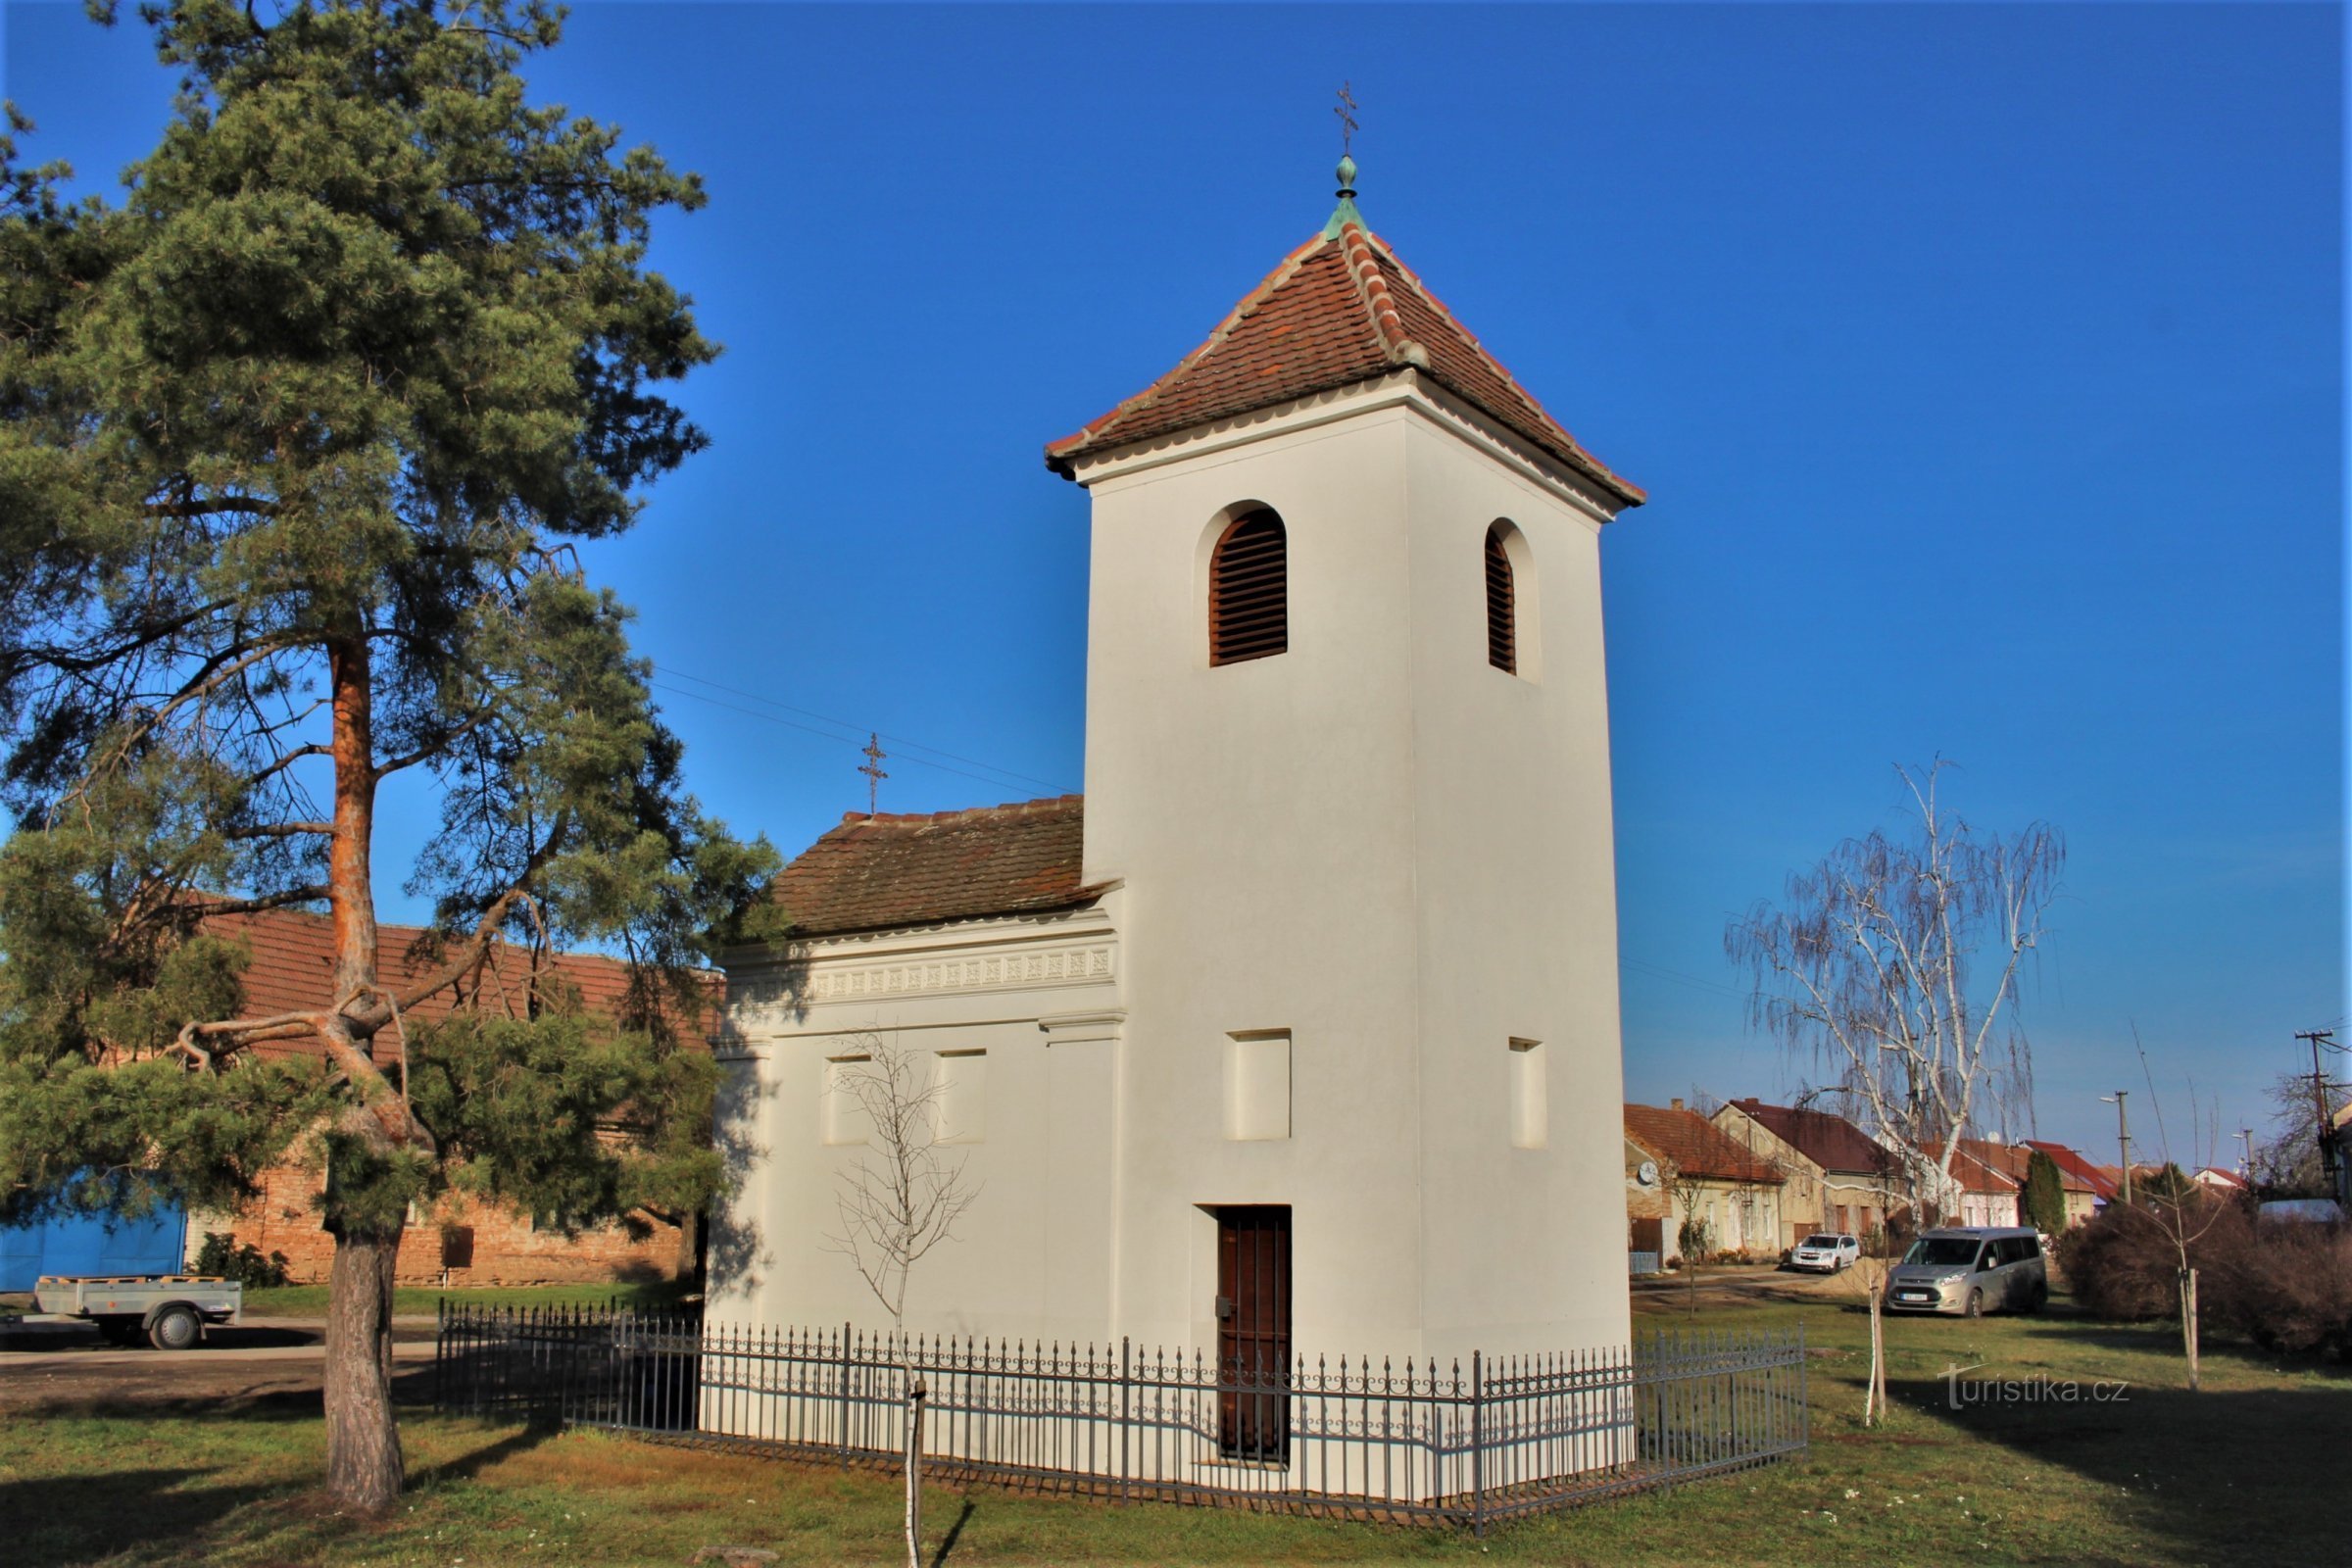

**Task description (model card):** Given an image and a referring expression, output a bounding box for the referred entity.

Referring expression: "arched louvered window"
[1484,523,1517,674]
[1210,509,1288,665]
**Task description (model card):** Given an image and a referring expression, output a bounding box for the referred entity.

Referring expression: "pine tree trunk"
[324,1224,405,1510]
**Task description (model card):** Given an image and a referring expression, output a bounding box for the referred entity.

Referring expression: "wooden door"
[1215,1205,1291,1461]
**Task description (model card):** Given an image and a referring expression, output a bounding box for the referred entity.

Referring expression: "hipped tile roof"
[1045,219,1643,507]
[1728,1100,1898,1179]
[1625,1103,1786,1185]
[1968,1137,2099,1196]
[2025,1141,2121,1202]
[203,907,718,1060]
[770,795,1095,940]
[1937,1145,2019,1195]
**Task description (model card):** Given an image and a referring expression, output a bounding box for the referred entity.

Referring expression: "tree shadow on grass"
[928,1496,978,1567]
[411,1421,563,1487]
[5,1466,277,1568]
[1892,1373,2352,1564]
[2003,1317,2352,1381]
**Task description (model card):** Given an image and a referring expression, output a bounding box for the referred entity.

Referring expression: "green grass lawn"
[5,1296,2346,1566]
[241,1280,698,1319]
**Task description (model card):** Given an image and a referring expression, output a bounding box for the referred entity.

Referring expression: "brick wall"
[204,1155,694,1288]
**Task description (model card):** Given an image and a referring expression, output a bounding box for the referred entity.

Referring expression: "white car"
[1788,1233,1860,1273]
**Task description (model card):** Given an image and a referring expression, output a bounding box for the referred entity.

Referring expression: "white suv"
[1788,1233,1860,1272]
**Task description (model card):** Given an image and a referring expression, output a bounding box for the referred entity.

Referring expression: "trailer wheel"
[147,1303,202,1350]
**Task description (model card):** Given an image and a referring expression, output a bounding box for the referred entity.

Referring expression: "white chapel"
[710,159,1646,1375]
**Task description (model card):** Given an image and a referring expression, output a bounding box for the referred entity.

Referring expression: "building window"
[934,1049,988,1144]
[1223,1029,1292,1140]
[822,1054,870,1146]
[1209,509,1288,665]
[1508,1038,1545,1148]
[1485,524,1517,673]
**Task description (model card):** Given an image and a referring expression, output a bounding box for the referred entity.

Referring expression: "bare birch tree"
[823,1037,978,1568]
[1727,762,2063,1426]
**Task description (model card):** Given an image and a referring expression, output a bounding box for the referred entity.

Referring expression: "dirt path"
[1630,1263,1872,1313]
[0,1316,439,1412]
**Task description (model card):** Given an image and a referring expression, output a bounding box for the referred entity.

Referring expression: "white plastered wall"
[1069,372,1635,1365]
[710,900,1124,1344]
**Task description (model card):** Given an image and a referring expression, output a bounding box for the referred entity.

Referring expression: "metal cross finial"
[1334,81,1359,157]
[858,732,888,816]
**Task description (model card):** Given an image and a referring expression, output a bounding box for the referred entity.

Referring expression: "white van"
[1883,1226,2047,1317]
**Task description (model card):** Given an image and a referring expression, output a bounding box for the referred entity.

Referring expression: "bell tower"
[1045,163,1647,1360]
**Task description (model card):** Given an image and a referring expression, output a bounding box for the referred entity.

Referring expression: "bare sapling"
[2124,1027,2229,1391]
[824,1037,979,1568]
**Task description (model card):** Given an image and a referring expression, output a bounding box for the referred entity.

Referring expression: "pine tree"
[2023,1148,2069,1234]
[0,0,780,1509]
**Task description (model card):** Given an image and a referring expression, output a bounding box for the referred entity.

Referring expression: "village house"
[1939,1144,2021,1228]
[1624,1102,1785,1263]
[1713,1099,1898,1244]
[1964,1138,2098,1228]
[1624,1135,1674,1272]
[713,160,1643,1381]
[190,907,714,1287]
[2025,1140,2121,1224]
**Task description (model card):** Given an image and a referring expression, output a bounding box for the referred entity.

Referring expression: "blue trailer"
[0,1193,189,1294]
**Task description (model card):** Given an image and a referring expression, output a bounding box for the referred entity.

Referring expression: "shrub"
[2059,1199,2352,1359]
[194,1231,292,1290]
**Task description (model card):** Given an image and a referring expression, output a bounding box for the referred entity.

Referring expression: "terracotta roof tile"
[203,907,719,1062]
[1936,1146,2019,1194]
[1625,1103,1786,1185]
[1727,1100,1899,1178]
[2024,1141,2120,1201]
[770,795,1094,940]
[1045,220,1642,506]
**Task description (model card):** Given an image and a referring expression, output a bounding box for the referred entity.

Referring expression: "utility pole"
[858,733,889,818]
[2237,1126,2254,1180]
[2100,1091,2132,1205]
[2294,1028,2343,1192]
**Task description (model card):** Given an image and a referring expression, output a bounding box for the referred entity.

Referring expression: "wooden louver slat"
[1211,511,1288,665]
[1486,527,1516,674]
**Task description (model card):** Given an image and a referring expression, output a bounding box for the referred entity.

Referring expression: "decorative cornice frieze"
[728,940,1117,1029]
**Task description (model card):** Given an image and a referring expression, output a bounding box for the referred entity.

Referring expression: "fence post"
[1470,1350,1485,1539]
[1795,1321,1809,1452]
[838,1320,853,1469]
[1119,1336,1132,1505]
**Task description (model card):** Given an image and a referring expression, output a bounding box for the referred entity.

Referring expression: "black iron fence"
[433,1304,1805,1529]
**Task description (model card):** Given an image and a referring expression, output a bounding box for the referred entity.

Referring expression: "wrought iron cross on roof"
[1334,81,1358,157]
[858,732,888,816]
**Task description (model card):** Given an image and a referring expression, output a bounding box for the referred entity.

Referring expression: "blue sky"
[5,2,2341,1160]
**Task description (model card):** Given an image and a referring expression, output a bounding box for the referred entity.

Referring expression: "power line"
[650,663,1076,797]
[647,680,1072,800]
[1617,956,1753,1004]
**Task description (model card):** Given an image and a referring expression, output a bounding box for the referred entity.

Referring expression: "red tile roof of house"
[1726,1099,1898,1179]
[203,907,718,1060]
[1625,1103,1786,1185]
[1938,1145,2019,1195]
[1044,217,1643,507]
[1967,1137,2100,1196]
[770,795,1096,940]
[2025,1141,2121,1202]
